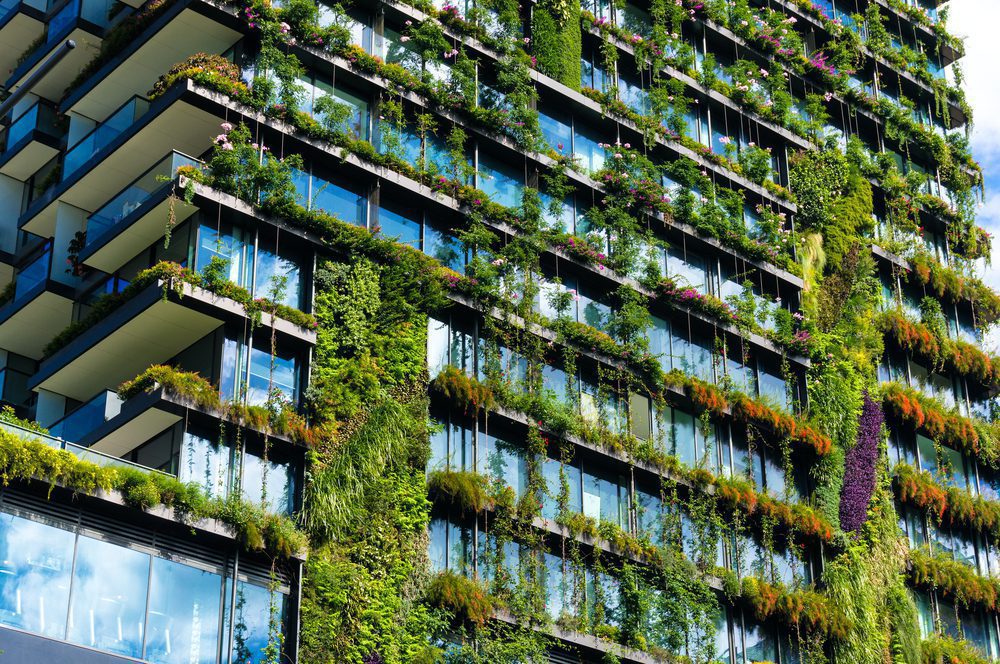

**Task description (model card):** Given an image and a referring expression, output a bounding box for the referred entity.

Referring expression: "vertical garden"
[22,0,1000,660]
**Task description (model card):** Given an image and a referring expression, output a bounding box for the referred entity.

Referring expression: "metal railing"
[0,419,171,476]
[86,151,201,244]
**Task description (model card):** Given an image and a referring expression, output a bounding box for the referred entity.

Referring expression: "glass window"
[479,432,528,497]
[758,360,788,411]
[0,513,75,638]
[227,580,286,664]
[254,236,303,310]
[378,202,421,248]
[573,121,605,173]
[179,429,231,499]
[196,222,253,289]
[68,536,151,658]
[543,552,565,620]
[538,108,572,155]
[668,246,709,293]
[916,434,937,477]
[241,448,296,515]
[740,618,778,664]
[634,482,662,546]
[669,407,699,467]
[246,344,298,407]
[310,172,367,226]
[429,416,474,472]
[145,558,222,664]
[477,152,523,209]
[424,223,465,272]
[428,518,448,572]
[330,86,369,140]
[582,461,628,527]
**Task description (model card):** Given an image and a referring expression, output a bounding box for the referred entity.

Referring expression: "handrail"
[0,419,172,476]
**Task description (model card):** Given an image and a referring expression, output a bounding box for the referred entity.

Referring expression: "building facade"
[0,0,993,662]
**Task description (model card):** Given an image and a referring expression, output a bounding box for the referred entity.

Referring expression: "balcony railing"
[47,0,125,40]
[62,95,148,181]
[0,100,62,154]
[48,389,122,442]
[85,151,201,245]
[11,245,51,301]
[0,367,32,407]
[0,419,170,476]
[0,0,18,20]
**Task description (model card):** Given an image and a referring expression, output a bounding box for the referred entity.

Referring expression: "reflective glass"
[179,431,231,499]
[241,450,295,514]
[246,346,297,406]
[378,204,420,248]
[0,513,74,638]
[228,581,285,664]
[68,535,150,658]
[145,557,222,664]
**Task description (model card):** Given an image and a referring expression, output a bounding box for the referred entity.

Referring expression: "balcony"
[61,0,242,120]
[0,366,33,409]
[20,79,222,238]
[0,0,48,81]
[4,0,130,101]
[79,381,303,459]
[62,95,148,181]
[0,100,64,180]
[0,418,169,476]
[80,151,200,272]
[48,388,122,442]
[29,279,315,401]
[0,245,74,359]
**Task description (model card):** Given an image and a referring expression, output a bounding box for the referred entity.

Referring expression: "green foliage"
[0,428,306,556]
[43,259,315,357]
[531,0,581,88]
[920,635,992,664]
[428,469,492,512]
[118,364,221,409]
[426,570,497,626]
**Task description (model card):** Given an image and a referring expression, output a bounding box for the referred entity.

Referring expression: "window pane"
[254,243,302,310]
[241,450,296,515]
[228,581,286,664]
[145,557,222,664]
[68,536,151,658]
[247,346,297,406]
[0,512,75,638]
[378,204,421,248]
[180,430,231,499]
[311,174,367,226]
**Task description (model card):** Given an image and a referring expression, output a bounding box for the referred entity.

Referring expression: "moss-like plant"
[427,469,492,512]
[429,366,496,413]
[425,570,497,626]
[0,428,306,557]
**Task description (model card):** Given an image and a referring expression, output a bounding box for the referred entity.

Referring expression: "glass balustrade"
[86,151,201,245]
[0,419,170,475]
[48,389,122,442]
[12,247,51,301]
[1,100,62,154]
[46,0,126,41]
[0,0,18,21]
[46,0,75,39]
[0,367,32,407]
[62,96,149,181]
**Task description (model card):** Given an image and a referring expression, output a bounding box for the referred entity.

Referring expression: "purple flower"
[839,392,883,534]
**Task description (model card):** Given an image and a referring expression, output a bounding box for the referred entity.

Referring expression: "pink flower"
[400,35,410,42]
[220,122,233,132]
[221,142,234,151]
